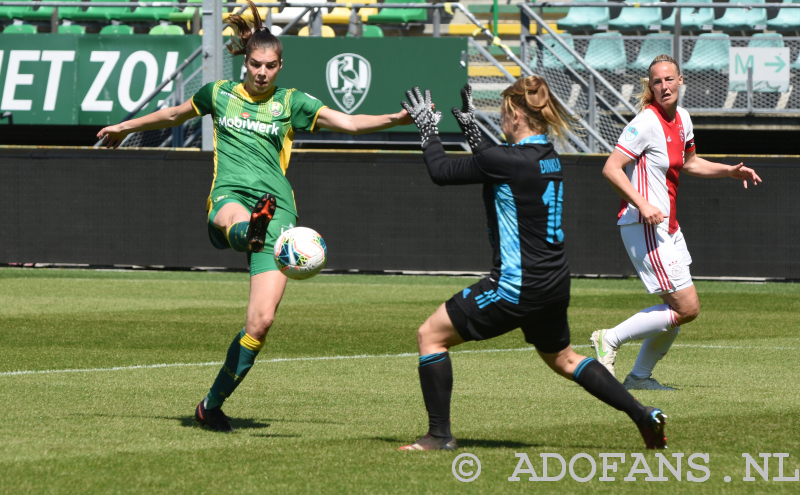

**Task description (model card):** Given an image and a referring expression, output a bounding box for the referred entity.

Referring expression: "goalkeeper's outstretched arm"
[96,99,198,149]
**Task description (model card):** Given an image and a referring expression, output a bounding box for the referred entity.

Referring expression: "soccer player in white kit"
[591,54,762,390]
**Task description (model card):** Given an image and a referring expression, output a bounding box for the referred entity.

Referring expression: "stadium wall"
[1,148,797,279]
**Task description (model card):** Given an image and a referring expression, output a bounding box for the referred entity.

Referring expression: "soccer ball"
[273,227,327,280]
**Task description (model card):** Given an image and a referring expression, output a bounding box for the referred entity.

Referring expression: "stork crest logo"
[326,53,371,114]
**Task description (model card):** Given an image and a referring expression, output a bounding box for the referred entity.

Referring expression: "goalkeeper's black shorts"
[445,277,570,354]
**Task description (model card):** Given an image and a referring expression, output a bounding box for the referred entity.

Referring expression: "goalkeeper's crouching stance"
[398,80,668,451]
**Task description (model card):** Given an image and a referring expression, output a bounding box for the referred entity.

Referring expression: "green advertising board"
[0,35,466,132]
[227,37,468,133]
[0,34,200,125]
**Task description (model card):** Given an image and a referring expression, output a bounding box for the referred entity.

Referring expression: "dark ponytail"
[226,0,283,60]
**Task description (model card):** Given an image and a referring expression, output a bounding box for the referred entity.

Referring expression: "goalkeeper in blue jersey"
[398,79,668,451]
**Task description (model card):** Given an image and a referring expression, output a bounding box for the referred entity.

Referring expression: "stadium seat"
[297,25,336,37]
[579,33,627,72]
[149,23,184,35]
[767,0,800,33]
[683,33,730,72]
[167,0,202,24]
[58,23,86,34]
[0,0,32,20]
[66,0,131,22]
[539,33,583,70]
[661,0,715,32]
[714,0,767,32]
[557,0,609,32]
[628,34,672,71]
[748,32,784,47]
[366,0,427,24]
[121,0,180,22]
[271,7,310,25]
[3,23,37,33]
[99,24,134,34]
[323,0,379,24]
[608,0,663,32]
[20,0,83,21]
[346,25,384,37]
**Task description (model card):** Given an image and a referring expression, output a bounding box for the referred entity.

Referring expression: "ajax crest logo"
[268,102,284,117]
[679,129,685,142]
[326,53,371,114]
[624,126,638,141]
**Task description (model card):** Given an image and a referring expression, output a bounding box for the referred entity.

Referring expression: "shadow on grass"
[262,417,344,425]
[250,433,302,438]
[370,437,543,449]
[175,416,271,430]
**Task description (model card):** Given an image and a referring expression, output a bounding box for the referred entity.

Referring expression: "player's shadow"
[369,437,542,449]
[175,416,271,430]
[262,417,344,425]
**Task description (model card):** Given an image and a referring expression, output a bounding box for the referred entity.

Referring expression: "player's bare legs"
[399,305,463,451]
[659,284,699,325]
[538,345,587,379]
[246,270,287,341]
[417,304,465,355]
[196,267,287,432]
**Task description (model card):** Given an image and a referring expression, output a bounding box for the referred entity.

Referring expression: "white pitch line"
[0,343,794,378]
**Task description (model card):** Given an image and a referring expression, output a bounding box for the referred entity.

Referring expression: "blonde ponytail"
[500,75,581,140]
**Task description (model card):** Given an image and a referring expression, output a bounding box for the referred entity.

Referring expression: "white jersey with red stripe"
[615,104,696,235]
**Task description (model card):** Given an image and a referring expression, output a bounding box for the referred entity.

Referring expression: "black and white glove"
[452,84,490,154]
[402,87,442,150]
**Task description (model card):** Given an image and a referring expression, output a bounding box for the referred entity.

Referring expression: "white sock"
[630,327,680,379]
[604,303,677,348]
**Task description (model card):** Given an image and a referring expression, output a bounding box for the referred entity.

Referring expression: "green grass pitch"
[0,268,798,494]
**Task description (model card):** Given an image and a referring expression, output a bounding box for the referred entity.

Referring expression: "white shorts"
[620,223,693,295]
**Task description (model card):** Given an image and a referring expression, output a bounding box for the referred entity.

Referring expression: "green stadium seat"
[149,23,185,35]
[21,0,82,21]
[66,0,131,22]
[99,24,134,34]
[540,33,583,70]
[366,0,427,24]
[628,34,672,71]
[608,0,662,32]
[0,0,32,20]
[346,25,384,37]
[713,0,767,32]
[661,0,715,32]
[58,23,86,34]
[556,0,609,32]
[683,33,730,72]
[3,23,37,33]
[121,0,179,22]
[168,0,203,23]
[578,32,626,72]
[748,32,784,48]
[767,0,800,33]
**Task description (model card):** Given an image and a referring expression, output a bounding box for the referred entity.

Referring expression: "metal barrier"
[517,1,800,127]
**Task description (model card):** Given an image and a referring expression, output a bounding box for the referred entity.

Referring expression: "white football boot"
[622,374,676,391]
[589,329,618,377]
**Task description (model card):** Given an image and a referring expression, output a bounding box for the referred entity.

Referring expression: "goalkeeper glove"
[452,84,490,154]
[402,87,442,150]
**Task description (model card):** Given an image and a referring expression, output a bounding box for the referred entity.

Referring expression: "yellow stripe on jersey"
[309,106,326,134]
[235,83,276,103]
[206,80,226,212]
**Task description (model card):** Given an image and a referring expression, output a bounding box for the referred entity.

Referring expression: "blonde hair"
[500,75,581,140]
[635,54,681,113]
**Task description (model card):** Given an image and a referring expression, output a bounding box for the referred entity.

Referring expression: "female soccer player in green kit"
[97,0,412,431]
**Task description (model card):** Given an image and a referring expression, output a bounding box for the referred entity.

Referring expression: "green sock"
[205,328,264,409]
[226,222,251,252]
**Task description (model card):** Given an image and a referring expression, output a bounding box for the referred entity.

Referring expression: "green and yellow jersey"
[191,80,326,217]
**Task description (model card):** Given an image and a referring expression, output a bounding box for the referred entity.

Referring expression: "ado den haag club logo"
[326,53,371,114]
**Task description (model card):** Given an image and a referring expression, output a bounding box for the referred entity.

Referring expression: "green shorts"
[207,190,298,277]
